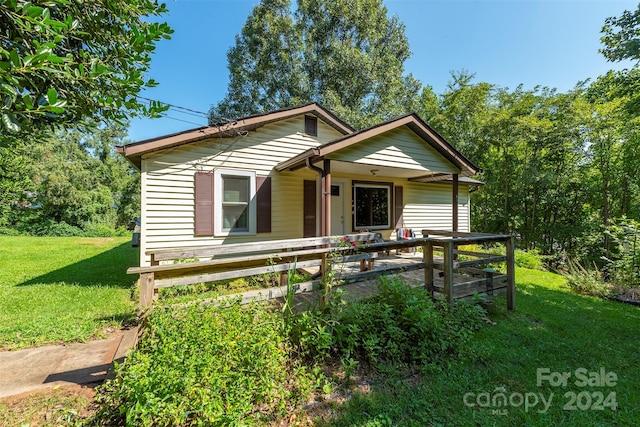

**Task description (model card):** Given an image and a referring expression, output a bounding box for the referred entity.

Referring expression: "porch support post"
[423,241,434,296]
[443,239,455,309]
[452,173,459,232]
[506,236,516,311]
[322,159,331,236]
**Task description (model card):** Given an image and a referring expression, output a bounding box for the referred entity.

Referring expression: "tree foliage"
[0,0,173,134]
[431,72,640,269]
[600,2,640,63]
[0,143,33,228]
[211,0,421,129]
[0,124,139,234]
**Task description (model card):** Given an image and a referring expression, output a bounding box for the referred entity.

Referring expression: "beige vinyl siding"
[139,116,339,265]
[329,127,460,174]
[401,182,469,238]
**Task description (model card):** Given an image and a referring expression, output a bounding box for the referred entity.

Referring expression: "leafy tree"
[600,2,640,63]
[213,0,304,121]
[211,0,422,128]
[433,71,495,163]
[2,124,139,234]
[0,0,173,134]
[432,75,602,261]
[588,68,640,118]
[0,144,33,227]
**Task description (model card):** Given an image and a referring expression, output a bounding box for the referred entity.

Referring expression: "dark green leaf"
[26,6,44,18]
[47,88,58,105]
[22,95,34,110]
[2,113,20,132]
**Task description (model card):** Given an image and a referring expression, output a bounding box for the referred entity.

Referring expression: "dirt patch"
[0,383,100,426]
[79,237,118,246]
[615,286,640,301]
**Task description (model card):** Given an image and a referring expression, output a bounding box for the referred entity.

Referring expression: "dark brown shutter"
[303,180,317,237]
[194,172,214,236]
[394,185,403,228]
[256,176,272,233]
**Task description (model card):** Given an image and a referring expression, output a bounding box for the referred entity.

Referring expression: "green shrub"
[15,220,129,237]
[0,227,21,236]
[564,259,611,297]
[287,276,486,367]
[514,249,545,270]
[287,307,337,361]
[83,224,130,237]
[335,277,485,365]
[27,220,84,236]
[93,300,310,426]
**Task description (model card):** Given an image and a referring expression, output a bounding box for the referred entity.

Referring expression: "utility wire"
[136,95,209,117]
[137,95,244,134]
[160,114,207,127]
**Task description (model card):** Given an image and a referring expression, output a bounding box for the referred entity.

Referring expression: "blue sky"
[127,0,638,142]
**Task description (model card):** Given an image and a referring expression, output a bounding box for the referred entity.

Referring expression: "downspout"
[452,174,459,232]
[323,159,331,237]
[306,156,323,175]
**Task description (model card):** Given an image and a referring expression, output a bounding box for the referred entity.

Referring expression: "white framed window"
[353,182,392,230]
[214,169,256,236]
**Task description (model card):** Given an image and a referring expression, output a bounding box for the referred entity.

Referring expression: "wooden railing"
[421,230,515,311]
[129,233,381,309]
[128,231,515,311]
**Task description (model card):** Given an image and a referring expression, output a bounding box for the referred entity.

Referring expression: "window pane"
[222,205,248,231]
[222,175,249,231]
[355,185,389,228]
[223,176,249,203]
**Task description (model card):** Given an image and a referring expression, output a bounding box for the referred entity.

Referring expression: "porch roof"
[274,113,481,177]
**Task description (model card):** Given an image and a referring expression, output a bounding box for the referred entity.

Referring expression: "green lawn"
[3,238,638,426]
[322,268,640,426]
[0,236,138,350]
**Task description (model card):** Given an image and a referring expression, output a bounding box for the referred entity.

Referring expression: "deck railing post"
[423,241,434,295]
[505,236,516,311]
[443,240,455,309]
[280,271,289,288]
[139,272,155,310]
[321,252,329,285]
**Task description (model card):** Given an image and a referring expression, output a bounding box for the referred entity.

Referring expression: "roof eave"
[275,113,481,176]
[118,103,355,163]
[116,145,142,170]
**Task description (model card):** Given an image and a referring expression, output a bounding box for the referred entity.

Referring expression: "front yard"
[323,268,640,426]
[1,237,638,425]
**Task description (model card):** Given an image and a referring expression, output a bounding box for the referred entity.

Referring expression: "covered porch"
[274,113,483,239]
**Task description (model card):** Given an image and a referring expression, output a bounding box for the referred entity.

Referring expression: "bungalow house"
[117,103,481,267]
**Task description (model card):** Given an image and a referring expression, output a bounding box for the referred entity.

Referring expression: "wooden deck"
[224,251,508,310]
[131,231,515,311]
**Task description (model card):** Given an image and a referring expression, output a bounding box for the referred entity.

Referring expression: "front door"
[331,181,345,235]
